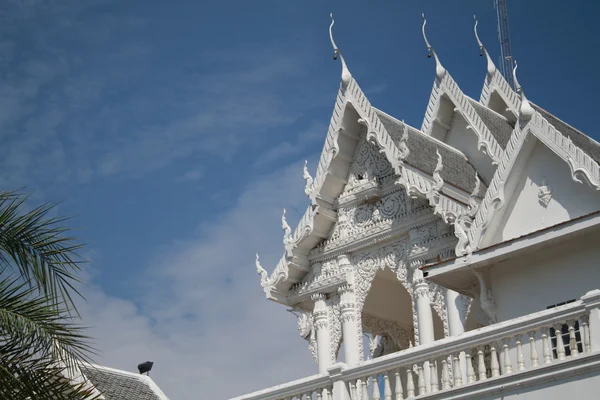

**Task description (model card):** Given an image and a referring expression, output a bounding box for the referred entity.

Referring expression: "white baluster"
[582,316,591,353]
[567,320,579,356]
[453,354,463,387]
[529,331,539,368]
[322,387,330,400]
[441,359,450,389]
[373,375,381,400]
[542,333,552,364]
[383,372,392,400]
[477,347,487,381]
[361,378,369,400]
[502,339,513,374]
[394,370,403,400]
[406,368,415,398]
[516,335,526,371]
[554,324,566,360]
[316,389,321,400]
[466,352,476,383]
[490,345,500,377]
[430,360,439,393]
[349,381,357,400]
[417,365,426,395]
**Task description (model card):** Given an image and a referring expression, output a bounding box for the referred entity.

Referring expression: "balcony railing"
[230,290,600,400]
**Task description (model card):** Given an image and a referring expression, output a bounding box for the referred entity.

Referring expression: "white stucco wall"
[477,366,600,400]
[492,140,600,245]
[489,231,600,322]
[445,114,496,184]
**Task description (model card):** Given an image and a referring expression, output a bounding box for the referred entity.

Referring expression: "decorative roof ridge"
[80,363,171,400]
[418,41,504,164]
[528,101,600,149]
[373,107,469,160]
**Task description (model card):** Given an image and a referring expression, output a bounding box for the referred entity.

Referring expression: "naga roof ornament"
[473,15,497,76]
[433,149,444,191]
[255,253,268,287]
[329,13,352,86]
[282,208,292,243]
[421,13,446,80]
[303,160,314,196]
[512,61,534,120]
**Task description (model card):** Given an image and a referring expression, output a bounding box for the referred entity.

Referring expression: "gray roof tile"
[467,98,514,149]
[81,365,167,400]
[376,109,486,194]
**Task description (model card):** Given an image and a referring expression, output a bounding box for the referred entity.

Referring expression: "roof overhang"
[422,211,600,297]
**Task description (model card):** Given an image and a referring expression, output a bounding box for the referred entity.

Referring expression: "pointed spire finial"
[512,61,534,120]
[473,15,497,76]
[422,13,446,80]
[329,13,352,86]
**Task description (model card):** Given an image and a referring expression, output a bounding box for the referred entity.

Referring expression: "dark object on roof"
[81,365,167,400]
[376,109,486,194]
[531,103,600,164]
[467,98,514,149]
[138,361,154,375]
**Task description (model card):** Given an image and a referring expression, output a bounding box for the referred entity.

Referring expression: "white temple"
[234,14,600,400]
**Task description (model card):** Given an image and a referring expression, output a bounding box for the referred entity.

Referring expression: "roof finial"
[329,13,352,86]
[422,13,446,80]
[473,15,497,76]
[512,60,534,120]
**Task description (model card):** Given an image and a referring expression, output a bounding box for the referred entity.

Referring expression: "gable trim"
[421,73,504,165]
[465,109,600,254]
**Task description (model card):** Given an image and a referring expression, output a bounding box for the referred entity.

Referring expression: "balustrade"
[231,293,599,400]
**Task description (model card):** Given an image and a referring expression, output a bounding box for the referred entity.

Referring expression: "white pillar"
[338,254,360,365]
[413,270,435,345]
[445,289,466,337]
[445,288,467,381]
[582,289,600,352]
[339,284,360,365]
[313,293,332,373]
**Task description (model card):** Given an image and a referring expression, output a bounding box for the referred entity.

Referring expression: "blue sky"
[1,0,599,398]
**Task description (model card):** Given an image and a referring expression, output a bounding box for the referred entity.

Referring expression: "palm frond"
[0,190,85,314]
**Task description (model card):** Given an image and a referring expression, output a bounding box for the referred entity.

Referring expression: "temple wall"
[445,114,496,184]
[489,230,600,322]
[492,140,600,245]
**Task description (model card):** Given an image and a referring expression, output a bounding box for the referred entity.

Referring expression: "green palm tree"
[0,191,99,399]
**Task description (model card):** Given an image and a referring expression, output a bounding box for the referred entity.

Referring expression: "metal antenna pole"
[494,0,515,89]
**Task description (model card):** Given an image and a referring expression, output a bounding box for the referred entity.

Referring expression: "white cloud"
[79,159,318,399]
[175,169,204,183]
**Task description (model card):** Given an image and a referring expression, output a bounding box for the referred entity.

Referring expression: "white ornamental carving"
[290,308,318,363]
[327,294,343,362]
[363,314,413,352]
[341,132,394,198]
[538,179,552,207]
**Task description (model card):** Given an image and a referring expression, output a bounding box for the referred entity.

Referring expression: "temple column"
[313,293,332,373]
[445,288,467,380]
[445,289,466,336]
[338,254,360,365]
[413,269,435,345]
